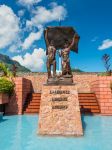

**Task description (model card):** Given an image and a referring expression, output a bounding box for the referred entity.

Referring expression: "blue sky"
[0,0,112,72]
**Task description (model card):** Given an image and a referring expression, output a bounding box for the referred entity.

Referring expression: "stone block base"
[38,84,83,136]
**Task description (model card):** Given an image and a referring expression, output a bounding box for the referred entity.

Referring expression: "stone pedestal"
[38,84,83,136]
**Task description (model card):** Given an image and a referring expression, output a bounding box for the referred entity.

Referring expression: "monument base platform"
[38,84,83,136]
[47,75,73,85]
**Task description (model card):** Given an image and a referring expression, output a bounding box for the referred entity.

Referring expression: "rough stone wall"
[22,73,98,93]
[38,85,83,136]
[25,75,47,93]
[0,94,9,104]
[4,73,112,116]
[73,74,97,92]
[5,77,32,115]
[91,77,112,115]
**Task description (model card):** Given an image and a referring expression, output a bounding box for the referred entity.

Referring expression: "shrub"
[0,77,14,95]
[98,72,111,76]
[0,63,13,77]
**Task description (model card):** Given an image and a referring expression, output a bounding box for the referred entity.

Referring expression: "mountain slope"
[72,68,84,72]
[0,53,31,72]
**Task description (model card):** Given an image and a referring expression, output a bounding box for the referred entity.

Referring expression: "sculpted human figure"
[59,34,76,77]
[45,31,56,79]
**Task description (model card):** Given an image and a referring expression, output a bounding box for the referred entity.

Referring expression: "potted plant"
[0,77,14,104]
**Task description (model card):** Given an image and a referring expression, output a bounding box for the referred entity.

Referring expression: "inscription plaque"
[50,90,70,94]
[52,97,68,102]
[52,105,68,109]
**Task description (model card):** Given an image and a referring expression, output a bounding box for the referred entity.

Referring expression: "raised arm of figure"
[45,29,50,47]
[45,29,50,56]
[68,34,76,51]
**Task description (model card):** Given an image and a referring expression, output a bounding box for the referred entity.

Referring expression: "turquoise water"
[0,115,112,150]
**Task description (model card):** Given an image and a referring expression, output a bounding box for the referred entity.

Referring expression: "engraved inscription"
[52,105,68,109]
[52,97,68,102]
[50,90,70,110]
[50,90,70,94]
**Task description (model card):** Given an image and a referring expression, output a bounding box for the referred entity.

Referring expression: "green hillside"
[0,53,31,72]
[72,68,84,72]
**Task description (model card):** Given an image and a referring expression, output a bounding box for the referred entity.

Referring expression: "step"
[80,106,99,109]
[29,103,40,107]
[25,103,40,106]
[30,100,40,103]
[31,98,41,101]
[25,109,39,112]
[24,102,40,106]
[81,109,100,113]
[32,93,41,95]
[78,97,96,100]
[79,99,96,101]
[31,99,41,101]
[31,99,41,102]
[32,96,41,98]
[78,94,95,97]
[32,95,41,97]
[80,102,98,106]
[24,112,38,114]
[79,100,97,103]
[32,95,41,98]
[29,102,40,105]
[24,110,39,113]
[81,107,100,111]
[27,106,40,109]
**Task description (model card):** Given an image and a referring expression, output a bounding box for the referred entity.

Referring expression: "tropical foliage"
[0,77,14,95]
[0,63,13,77]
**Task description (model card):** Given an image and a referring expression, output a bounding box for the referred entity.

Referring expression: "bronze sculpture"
[44,27,80,84]
[45,30,56,80]
[59,35,76,76]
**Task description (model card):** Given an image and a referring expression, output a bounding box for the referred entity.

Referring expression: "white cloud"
[0,2,67,54]
[18,0,42,7]
[0,5,20,49]
[21,2,67,50]
[22,27,43,49]
[12,48,46,72]
[26,3,67,28]
[98,39,112,50]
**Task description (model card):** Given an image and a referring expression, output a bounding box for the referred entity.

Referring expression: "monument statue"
[59,33,79,84]
[44,26,80,84]
[58,38,74,77]
[38,26,83,136]
[45,30,56,80]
